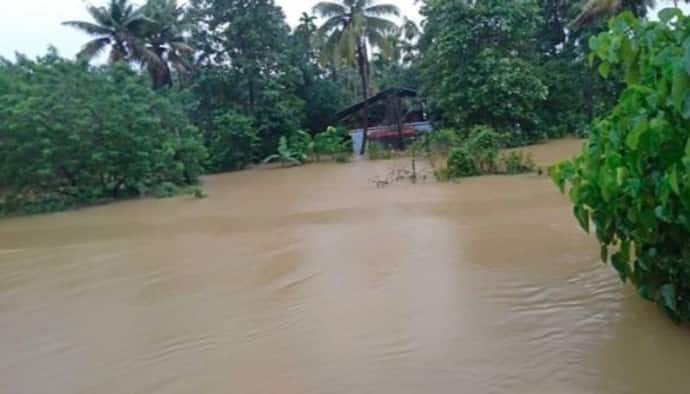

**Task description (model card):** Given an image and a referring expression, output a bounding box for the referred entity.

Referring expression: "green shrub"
[501,151,536,174]
[551,10,690,322]
[152,182,179,199]
[206,110,260,172]
[0,53,207,215]
[263,136,304,166]
[313,126,350,160]
[287,130,313,161]
[429,128,462,152]
[467,125,501,172]
[447,147,478,178]
[191,187,208,199]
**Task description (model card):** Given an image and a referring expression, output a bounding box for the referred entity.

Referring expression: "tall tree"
[418,0,547,144]
[64,0,193,89]
[187,0,304,154]
[63,0,158,65]
[313,0,400,154]
[572,0,688,28]
[142,0,194,88]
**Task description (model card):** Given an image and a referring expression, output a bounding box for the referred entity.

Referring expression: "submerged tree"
[313,0,400,154]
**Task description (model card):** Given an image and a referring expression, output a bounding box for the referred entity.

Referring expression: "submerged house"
[335,88,433,153]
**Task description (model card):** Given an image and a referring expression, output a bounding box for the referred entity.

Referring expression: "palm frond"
[313,2,348,18]
[572,0,620,28]
[363,16,398,35]
[364,4,400,17]
[62,21,113,36]
[86,5,114,28]
[571,0,665,29]
[317,16,348,35]
[130,40,164,68]
[170,42,195,54]
[365,28,392,55]
[76,37,112,61]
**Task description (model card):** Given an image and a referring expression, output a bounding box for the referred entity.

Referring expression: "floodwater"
[1,138,689,394]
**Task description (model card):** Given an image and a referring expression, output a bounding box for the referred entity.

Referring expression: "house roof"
[335,88,418,121]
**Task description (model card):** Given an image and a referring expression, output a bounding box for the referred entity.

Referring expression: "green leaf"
[659,8,682,24]
[600,245,609,263]
[638,284,652,301]
[659,284,677,313]
[671,65,690,114]
[625,118,648,150]
[611,251,630,282]
[574,205,590,233]
[684,40,690,75]
[598,62,611,78]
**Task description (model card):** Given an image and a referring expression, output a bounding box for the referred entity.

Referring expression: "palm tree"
[64,0,192,89]
[63,0,159,65]
[313,0,400,154]
[142,0,194,88]
[572,0,687,28]
[389,17,420,64]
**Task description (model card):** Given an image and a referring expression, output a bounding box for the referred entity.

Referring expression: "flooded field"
[1,138,689,394]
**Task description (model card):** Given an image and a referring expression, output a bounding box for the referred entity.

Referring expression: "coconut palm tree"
[64,0,192,89]
[142,0,194,88]
[572,0,687,28]
[389,17,420,64]
[63,0,159,66]
[313,0,400,154]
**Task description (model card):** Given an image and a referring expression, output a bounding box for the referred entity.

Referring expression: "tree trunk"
[395,95,405,150]
[584,67,594,123]
[357,39,370,155]
[248,76,256,115]
[151,46,172,90]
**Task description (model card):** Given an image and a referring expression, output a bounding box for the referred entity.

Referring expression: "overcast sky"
[0,0,687,60]
[0,0,421,60]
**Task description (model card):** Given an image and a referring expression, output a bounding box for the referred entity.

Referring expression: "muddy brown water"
[1,138,689,394]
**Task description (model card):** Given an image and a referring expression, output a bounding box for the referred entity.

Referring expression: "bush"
[206,110,260,172]
[287,130,313,161]
[429,128,463,152]
[153,182,179,199]
[501,151,536,174]
[466,125,501,172]
[0,53,207,215]
[551,10,690,322]
[313,126,349,160]
[447,147,478,178]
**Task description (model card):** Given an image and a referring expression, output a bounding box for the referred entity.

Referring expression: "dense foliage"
[552,10,690,322]
[418,0,547,143]
[441,125,535,179]
[0,52,206,214]
[205,110,260,172]
[0,0,683,226]
[417,0,630,144]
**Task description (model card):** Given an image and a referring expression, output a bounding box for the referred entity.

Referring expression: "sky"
[0,0,421,60]
[0,0,688,60]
